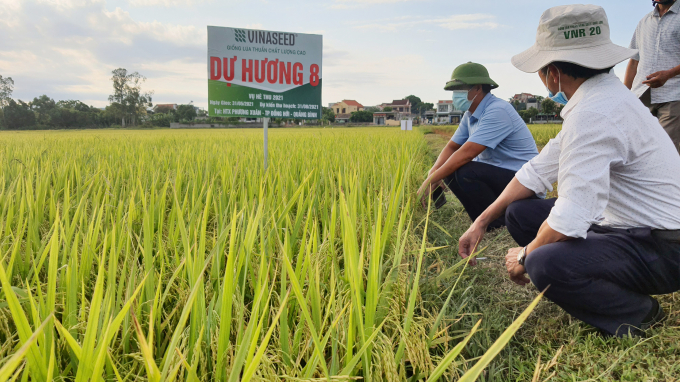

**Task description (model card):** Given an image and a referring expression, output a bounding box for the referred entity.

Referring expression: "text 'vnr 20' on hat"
[512,4,638,73]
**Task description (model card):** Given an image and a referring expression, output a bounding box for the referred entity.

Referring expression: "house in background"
[154,104,178,113]
[424,110,436,123]
[373,99,413,125]
[373,111,397,125]
[435,100,464,124]
[331,100,364,115]
[526,98,539,110]
[510,93,542,111]
[335,114,352,123]
[379,99,411,114]
[511,93,534,103]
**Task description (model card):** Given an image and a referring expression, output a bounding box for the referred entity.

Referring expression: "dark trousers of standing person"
[443,161,516,230]
[641,89,680,153]
[505,198,680,337]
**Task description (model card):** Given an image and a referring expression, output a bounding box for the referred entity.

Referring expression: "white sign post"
[207,26,323,171]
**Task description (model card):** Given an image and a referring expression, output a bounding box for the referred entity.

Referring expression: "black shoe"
[640,297,666,331]
[602,298,666,338]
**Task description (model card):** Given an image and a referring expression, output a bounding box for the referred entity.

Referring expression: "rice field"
[0,128,540,381]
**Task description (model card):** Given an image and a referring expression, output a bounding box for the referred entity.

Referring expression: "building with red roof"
[330,100,364,115]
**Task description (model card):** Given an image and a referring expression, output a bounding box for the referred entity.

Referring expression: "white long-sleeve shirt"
[515,72,680,239]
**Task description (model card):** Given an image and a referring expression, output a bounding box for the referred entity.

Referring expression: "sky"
[0,0,653,110]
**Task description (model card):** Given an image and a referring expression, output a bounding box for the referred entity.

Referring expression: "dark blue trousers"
[506,199,680,336]
[443,161,517,229]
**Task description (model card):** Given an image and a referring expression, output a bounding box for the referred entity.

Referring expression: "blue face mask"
[452,89,478,112]
[547,68,569,105]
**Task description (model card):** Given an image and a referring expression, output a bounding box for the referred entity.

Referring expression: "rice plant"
[0,128,540,381]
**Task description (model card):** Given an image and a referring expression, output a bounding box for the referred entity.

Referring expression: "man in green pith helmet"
[418,62,538,232]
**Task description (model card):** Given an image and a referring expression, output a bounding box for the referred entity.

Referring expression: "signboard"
[207,26,323,119]
[400,120,413,131]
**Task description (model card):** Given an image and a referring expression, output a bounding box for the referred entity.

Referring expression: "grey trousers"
[641,89,680,152]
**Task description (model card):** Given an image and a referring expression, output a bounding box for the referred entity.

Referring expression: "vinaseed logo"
[234,29,246,43]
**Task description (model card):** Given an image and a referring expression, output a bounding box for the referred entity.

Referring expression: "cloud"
[90,7,205,46]
[331,0,420,9]
[0,0,206,107]
[127,0,207,6]
[320,41,436,105]
[36,0,105,9]
[353,14,499,32]
[337,0,416,2]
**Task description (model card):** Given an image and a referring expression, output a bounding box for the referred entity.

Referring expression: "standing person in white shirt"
[458,4,680,337]
[625,0,680,151]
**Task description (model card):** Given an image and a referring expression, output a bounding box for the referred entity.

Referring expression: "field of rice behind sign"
[0,128,540,381]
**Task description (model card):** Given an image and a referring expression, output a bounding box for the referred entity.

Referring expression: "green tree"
[108,68,153,127]
[364,106,379,113]
[349,110,373,123]
[0,75,13,110]
[322,107,335,123]
[104,103,125,126]
[4,99,36,129]
[541,98,556,115]
[57,100,91,112]
[404,95,423,115]
[383,106,393,112]
[31,95,56,125]
[0,75,13,128]
[176,104,197,121]
[535,95,545,110]
[518,107,540,123]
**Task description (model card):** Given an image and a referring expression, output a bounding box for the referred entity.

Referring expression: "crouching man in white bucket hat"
[457,4,680,337]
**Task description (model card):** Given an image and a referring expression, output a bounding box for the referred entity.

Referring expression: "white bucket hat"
[512,4,638,73]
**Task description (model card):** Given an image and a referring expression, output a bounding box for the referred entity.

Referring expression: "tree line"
[0,70,460,129]
[0,69,203,130]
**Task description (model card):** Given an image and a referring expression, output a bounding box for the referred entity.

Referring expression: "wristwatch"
[517,246,528,266]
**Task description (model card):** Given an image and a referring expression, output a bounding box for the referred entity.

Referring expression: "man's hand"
[505,248,530,286]
[418,178,443,209]
[643,70,674,88]
[458,222,485,266]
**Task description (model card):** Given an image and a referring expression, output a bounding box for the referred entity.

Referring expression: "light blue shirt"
[452,93,538,172]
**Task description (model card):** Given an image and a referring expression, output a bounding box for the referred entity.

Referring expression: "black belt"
[652,230,680,243]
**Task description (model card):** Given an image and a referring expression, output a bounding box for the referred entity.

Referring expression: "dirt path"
[432,129,453,140]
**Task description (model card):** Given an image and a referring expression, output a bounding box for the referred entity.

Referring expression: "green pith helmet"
[444,62,499,91]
